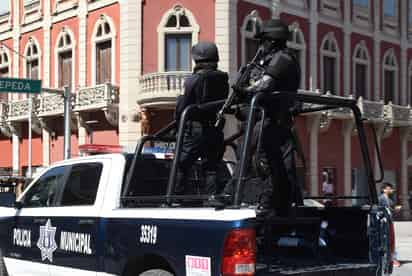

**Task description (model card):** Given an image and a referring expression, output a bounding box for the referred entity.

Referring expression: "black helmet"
[191,41,219,62]
[255,19,290,42]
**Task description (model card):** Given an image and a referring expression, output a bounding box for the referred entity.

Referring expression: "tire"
[0,249,8,276]
[139,269,173,276]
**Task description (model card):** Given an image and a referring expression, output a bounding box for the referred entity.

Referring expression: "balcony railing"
[384,102,412,126]
[0,101,7,121]
[138,71,191,105]
[75,83,119,111]
[8,98,39,121]
[4,84,119,123]
[358,97,385,121]
[0,101,11,137]
[38,93,65,117]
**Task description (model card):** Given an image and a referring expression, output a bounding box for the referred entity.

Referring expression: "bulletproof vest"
[183,69,229,122]
[194,69,229,104]
[250,48,301,121]
[249,48,300,92]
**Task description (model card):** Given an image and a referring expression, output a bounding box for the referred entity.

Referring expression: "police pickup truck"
[0,92,394,276]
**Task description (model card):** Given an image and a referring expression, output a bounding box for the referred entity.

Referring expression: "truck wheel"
[139,269,173,276]
[0,249,8,276]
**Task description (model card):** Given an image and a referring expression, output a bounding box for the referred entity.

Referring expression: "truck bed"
[256,262,377,275]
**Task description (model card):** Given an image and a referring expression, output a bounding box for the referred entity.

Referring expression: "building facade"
[0,0,412,215]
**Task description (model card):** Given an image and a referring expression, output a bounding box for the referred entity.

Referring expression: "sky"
[0,1,9,15]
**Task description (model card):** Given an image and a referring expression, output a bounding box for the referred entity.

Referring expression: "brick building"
[0,0,411,215]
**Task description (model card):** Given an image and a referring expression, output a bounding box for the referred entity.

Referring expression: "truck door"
[48,161,108,276]
[9,165,69,276]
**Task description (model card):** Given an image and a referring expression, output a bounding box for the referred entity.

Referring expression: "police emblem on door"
[37,219,58,262]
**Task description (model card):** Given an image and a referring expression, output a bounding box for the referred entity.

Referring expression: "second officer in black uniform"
[235,19,302,216]
[175,41,229,195]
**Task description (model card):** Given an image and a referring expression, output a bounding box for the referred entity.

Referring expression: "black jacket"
[175,64,229,122]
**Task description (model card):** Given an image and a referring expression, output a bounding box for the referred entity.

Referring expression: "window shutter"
[96,41,111,84]
[59,52,72,90]
[31,60,39,80]
[0,68,8,101]
[103,42,111,83]
[355,64,366,99]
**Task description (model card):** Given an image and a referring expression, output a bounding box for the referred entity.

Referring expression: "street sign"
[0,77,42,94]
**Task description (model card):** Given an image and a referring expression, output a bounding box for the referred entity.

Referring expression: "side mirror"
[0,192,16,208]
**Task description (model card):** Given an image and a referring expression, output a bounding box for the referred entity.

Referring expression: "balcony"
[75,83,119,112]
[75,83,120,126]
[384,102,412,127]
[357,97,385,122]
[4,83,119,126]
[37,93,65,117]
[8,98,39,122]
[138,72,190,107]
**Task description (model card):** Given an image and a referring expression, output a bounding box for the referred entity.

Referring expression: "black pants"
[176,121,224,195]
[259,119,302,216]
[229,118,302,215]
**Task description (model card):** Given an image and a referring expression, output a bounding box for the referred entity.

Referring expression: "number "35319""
[139,225,158,244]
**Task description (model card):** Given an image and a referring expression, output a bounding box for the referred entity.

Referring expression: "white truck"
[0,92,394,276]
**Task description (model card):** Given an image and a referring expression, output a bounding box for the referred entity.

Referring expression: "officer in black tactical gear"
[234,19,302,216]
[175,41,229,195]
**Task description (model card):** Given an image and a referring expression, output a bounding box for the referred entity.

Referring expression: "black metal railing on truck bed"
[122,91,379,207]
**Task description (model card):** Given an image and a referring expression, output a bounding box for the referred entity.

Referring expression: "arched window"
[92,14,116,85]
[382,49,398,103]
[241,10,262,66]
[25,38,40,80]
[158,5,199,72]
[287,23,306,89]
[23,38,40,100]
[55,28,75,91]
[0,47,10,101]
[352,41,370,99]
[320,33,340,94]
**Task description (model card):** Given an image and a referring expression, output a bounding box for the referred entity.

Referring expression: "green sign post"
[0,77,42,94]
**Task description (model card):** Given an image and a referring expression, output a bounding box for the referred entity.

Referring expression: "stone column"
[42,128,50,166]
[119,0,143,147]
[373,0,381,101]
[271,0,281,19]
[306,114,321,196]
[12,0,21,174]
[41,0,51,166]
[309,0,318,90]
[342,120,354,205]
[400,127,411,218]
[215,0,238,80]
[77,0,88,146]
[373,122,386,180]
[215,0,238,159]
[343,0,351,96]
[78,0,87,88]
[400,0,408,105]
[12,133,19,175]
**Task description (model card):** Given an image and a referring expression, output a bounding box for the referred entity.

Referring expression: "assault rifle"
[214,46,264,128]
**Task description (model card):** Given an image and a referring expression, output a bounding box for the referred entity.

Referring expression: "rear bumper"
[256,263,377,275]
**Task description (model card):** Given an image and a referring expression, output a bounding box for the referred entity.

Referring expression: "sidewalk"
[392,222,412,275]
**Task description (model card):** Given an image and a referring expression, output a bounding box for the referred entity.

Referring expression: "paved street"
[392,222,412,275]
